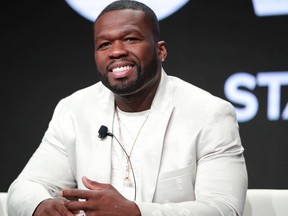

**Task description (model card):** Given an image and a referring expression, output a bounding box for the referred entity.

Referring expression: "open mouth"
[112,65,133,73]
[110,64,135,79]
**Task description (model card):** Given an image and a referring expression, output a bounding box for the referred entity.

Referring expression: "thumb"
[82,176,104,190]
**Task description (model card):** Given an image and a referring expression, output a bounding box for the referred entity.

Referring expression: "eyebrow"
[95,27,145,41]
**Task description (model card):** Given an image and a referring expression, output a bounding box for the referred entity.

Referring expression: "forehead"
[94,10,149,37]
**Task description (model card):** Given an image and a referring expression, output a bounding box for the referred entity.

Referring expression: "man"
[7,0,248,215]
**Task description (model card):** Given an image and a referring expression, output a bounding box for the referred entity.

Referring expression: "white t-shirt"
[111,107,150,200]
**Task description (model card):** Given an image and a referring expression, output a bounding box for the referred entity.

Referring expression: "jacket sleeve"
[7,98,77,216]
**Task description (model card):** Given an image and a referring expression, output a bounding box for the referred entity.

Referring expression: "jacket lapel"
[140,70,174,202]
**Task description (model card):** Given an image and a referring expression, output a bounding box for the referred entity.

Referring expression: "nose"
[109,41,128,59]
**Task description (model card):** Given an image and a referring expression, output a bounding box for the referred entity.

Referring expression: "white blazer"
[8,70,248,216]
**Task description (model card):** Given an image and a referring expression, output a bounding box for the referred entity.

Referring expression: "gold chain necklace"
[115,107,149,186]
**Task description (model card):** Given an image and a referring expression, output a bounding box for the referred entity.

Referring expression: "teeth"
[112,66,131,73]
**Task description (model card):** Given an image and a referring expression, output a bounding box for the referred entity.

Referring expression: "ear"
[157,41,167,62]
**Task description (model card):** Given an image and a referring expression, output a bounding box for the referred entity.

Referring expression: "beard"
[98,51,159,95]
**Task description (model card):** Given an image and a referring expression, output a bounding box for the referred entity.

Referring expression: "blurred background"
[1,0,288,192]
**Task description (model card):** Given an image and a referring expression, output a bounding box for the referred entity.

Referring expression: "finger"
[82,176,96,190]
[82,176,107,190]
[62,189,90,200]
[64,199,88,212]
[34,198,74,216]
[56,206,75,216]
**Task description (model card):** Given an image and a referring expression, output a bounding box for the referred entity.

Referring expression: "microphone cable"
[98,125,137,201]
[111,133,137,201]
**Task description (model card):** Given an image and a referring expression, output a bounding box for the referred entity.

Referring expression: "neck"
[115,74,161,112]
[114,87,155,112]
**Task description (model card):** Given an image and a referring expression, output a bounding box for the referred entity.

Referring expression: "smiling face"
[94,9,166,96]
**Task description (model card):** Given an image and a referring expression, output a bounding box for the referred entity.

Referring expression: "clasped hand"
[33,176,140,216]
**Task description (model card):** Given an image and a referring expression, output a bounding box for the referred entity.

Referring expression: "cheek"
[142,47,158,65]
[94,52,105,69]
[135,46,156,63]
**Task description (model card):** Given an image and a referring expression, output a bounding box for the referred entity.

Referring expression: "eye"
[124,37,138,43]
[98,42,111,50]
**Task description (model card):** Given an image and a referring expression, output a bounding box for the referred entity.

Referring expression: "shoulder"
[166,74,236,120]
[168,75,226,106]
[53,81,111,113]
